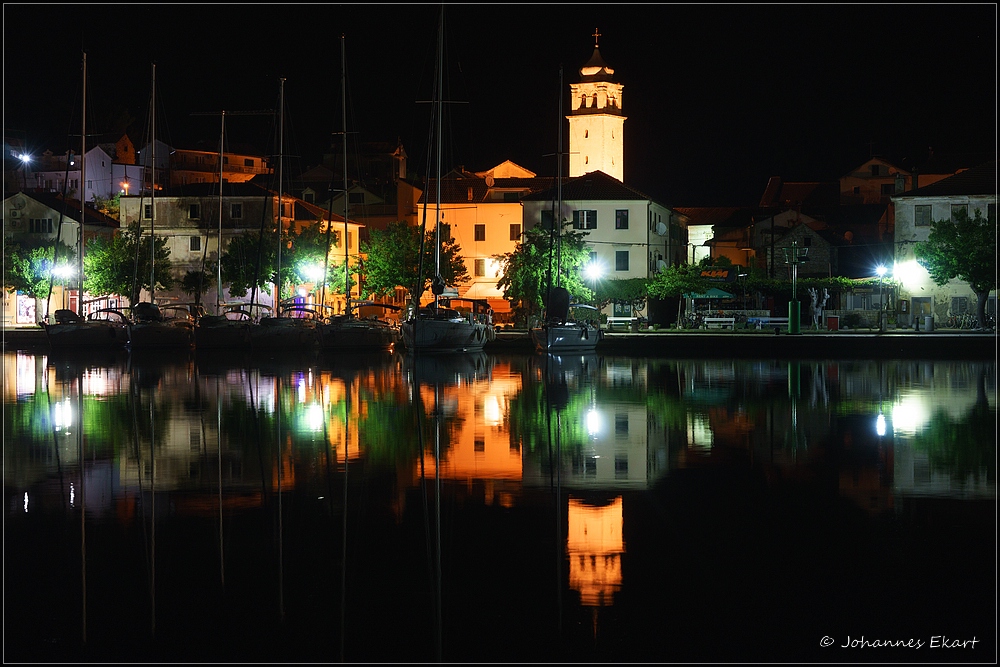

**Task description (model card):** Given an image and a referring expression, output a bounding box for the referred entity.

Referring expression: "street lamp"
[585,261,602,301]
[782,241,808,335]
[876,265,887,332]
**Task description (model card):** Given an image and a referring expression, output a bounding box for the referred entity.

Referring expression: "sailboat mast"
[276,78,285,312]
[556,65,564,287]
[150,63,156,303]
[78,52,86,317]
[218,111,225,314]
[433,9,444,310]
[341,35,350,318]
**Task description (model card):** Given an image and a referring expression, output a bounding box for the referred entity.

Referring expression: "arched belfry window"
[581,94,587,108]
[592,93,598,107]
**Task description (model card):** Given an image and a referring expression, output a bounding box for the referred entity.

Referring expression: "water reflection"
[4,351,995,661]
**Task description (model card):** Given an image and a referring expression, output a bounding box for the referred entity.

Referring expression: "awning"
[462,282,504,300]
[684,287,735,299]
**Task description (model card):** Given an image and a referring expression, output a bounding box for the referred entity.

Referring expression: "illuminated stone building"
[568,31,625,182]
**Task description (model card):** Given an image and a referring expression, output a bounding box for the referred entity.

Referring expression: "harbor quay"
[4,324,995,360]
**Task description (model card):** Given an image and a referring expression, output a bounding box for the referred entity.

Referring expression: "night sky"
[4,3,996,206]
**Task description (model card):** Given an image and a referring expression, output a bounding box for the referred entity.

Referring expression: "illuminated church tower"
[568,29,626,182]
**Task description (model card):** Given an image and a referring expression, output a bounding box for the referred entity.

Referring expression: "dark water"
[3,350,996,663]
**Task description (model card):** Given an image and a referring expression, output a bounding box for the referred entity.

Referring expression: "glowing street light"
[585,260,603,300]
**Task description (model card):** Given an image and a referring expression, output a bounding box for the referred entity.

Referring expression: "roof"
[418,170,554,205]
[892,160,997,198]
[521,170,658,203]
[759,178,840,209]
[579,47,615,82]
[12,192,119,228]
[674,207,755,228]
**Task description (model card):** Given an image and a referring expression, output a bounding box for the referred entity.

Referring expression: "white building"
[890,160,996,326]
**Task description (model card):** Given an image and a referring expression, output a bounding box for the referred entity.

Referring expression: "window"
[503,191,519,202]
[474,259,486,277]
[509,223,521,241]
[231,203,243,219]
[349,192,364,204]
[589,251,598,263]
[988,203,996,220]
[914,205,931,227]
[190,236,201,252]
[615,250,629,271]
[223,156,229,165]
[28,218,53,233]
[189,204,200,219]
[870,164,881,176]
[853,186,861,194]
[572,210,597,230]
[803,236,811,247]
[615,209,629,229]
[951,296,969,315]
[584,129,589,138]
[87,180,92,189]
[244,158,254,167]
[951,203,968,220]
[304,192,314,204]
[474,224,486,242]
[144,204,152,219]
[540,210,554,229]
[880,183,894,195]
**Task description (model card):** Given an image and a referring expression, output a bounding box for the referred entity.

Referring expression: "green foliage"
[3,239,76,298]
[494,222,592,320]
[180,268,215,306]
[915,208,997,324]
[359,221,468,301]
[647,263,709,300]
[220,230,275,299]
[596,277,648,314]
[84,221,173,304]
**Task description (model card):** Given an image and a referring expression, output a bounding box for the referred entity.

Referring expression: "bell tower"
[568,29,625,182]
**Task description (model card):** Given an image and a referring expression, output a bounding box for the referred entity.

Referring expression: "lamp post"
[782,241,807,335]
[876,265,887,332]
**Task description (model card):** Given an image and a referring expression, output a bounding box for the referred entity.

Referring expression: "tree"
[495,222,591,323]
[3,239,76,300]
[915,207,997,327]
[596,278,649,319]
[647,262,711,324]
[84,221,173,304]
[360,221,468,303]
[220,230,276,300]
[180,268,215,310]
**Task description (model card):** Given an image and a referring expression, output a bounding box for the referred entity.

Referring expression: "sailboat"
[250,78,322,352]
[530,66,601,354]
[195,110,252,350]
[43,52,130,351]
[129,63,196,350]
[400,12,495,354]
[318,34,400,353]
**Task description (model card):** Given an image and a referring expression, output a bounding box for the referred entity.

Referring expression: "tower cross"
[592,28,601,48]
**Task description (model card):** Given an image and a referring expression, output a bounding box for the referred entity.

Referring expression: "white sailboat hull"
[401,318,493,354]
[320,319,400,352]
[44,321,129,349]
[530,323,601,353]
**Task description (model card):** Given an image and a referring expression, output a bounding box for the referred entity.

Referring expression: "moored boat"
[43,308,130,350]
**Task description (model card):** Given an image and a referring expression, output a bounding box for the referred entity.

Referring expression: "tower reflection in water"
[3,351,994,662]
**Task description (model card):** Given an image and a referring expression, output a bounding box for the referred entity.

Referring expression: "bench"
[703,317,735,329]
[747,317,789,331]
[606,316,638,331]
